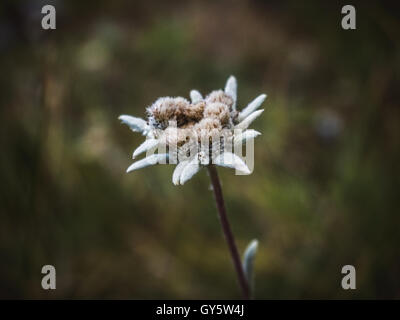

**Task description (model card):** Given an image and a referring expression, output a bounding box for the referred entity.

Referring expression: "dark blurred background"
[1,0,399,299]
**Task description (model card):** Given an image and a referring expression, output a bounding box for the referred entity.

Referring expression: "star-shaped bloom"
[119,76,266,185]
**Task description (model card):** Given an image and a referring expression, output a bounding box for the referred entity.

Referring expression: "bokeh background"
[1,0,399,299]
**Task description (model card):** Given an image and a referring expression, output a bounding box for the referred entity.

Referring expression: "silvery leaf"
[119,115,149,135]
[126,154,168,173]
[172,160,189,185]
[180,156,200,185]
[235,109,264,130]
[239,94,267,121]
[213,152,250,174]
[132,138,159,159]
[234,129,261,146]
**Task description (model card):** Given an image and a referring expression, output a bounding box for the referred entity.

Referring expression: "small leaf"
[242,239,258,297]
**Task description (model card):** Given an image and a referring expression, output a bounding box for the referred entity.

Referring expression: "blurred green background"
[1,0,399,299]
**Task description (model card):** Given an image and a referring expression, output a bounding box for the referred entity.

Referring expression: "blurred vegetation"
[1,0,399,299]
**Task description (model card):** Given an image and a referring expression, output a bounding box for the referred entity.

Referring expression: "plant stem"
[207,165,250,300]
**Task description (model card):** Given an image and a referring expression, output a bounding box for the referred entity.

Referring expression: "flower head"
[119,76,266,185]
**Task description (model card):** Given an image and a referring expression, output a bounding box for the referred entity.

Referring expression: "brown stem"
[207,165,250,300]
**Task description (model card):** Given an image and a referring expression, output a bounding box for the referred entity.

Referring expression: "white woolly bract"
[126,154,168,172]
[172,160,190,185]
[132,138,159,159]
[235,109,264,130]
[239,94,267,121]
[179,156,200,185]
[119,115,149,135]
[233,129,261,146]
[213,152,250,175]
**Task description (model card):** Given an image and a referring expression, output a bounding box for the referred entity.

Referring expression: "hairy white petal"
[126,154,168,173]
[190,90,203,103]
[172,160,189,185]
[132,139,159,159]
[239,94,267,121]
[224,75,237,110]
[180,156,200,185]
[119,115,149,135]
[235,109,264,130]
[213,152,250,174]
[234,129,261,146]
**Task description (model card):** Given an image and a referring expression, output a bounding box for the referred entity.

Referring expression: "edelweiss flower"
[119,76,266,185]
